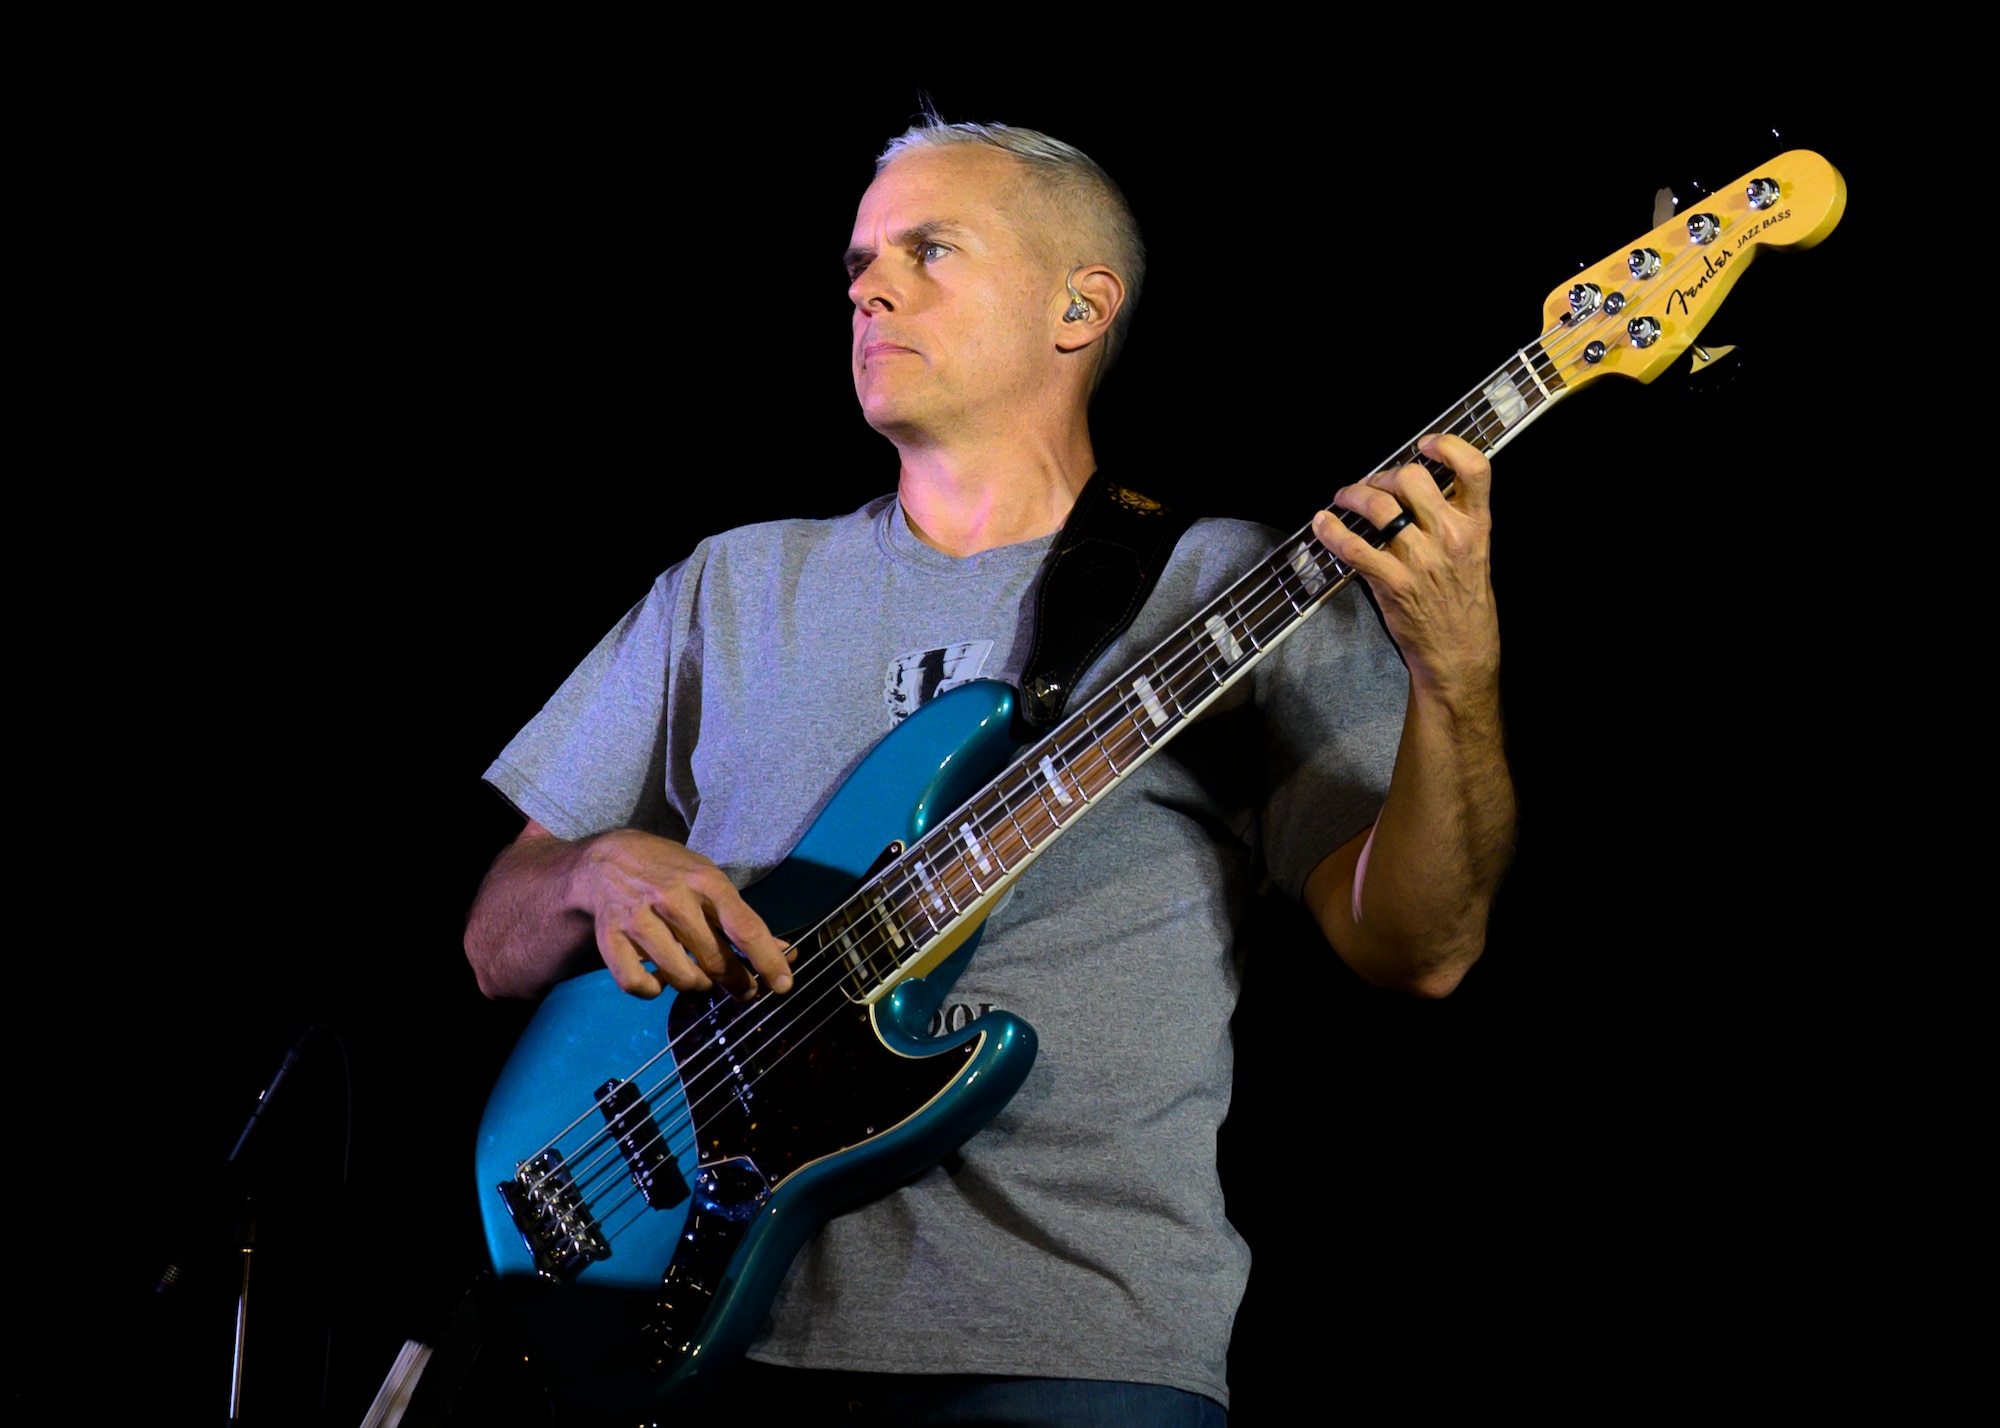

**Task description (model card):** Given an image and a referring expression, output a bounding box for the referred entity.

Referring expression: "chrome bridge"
[497,1149,610,1280]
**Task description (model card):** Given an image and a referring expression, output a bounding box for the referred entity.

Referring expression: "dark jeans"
[729,1362,1229,1426]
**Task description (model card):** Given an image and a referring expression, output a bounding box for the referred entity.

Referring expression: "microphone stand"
[156,1036,307,1423]
[230,1195,256,1422]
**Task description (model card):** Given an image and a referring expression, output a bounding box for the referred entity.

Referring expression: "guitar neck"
[812,338,1568,1003]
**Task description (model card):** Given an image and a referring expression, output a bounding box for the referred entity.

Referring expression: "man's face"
[845,145,1057,442]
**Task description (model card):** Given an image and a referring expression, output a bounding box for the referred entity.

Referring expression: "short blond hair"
[877,117,1146,379]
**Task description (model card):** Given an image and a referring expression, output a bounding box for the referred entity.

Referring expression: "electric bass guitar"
[476,150,1847,1415]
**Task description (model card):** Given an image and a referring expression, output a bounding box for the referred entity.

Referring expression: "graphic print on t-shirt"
[883,639,992,727]
[926,1001,995,1037]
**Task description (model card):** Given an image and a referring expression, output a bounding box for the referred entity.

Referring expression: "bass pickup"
[597,1078,690,1211]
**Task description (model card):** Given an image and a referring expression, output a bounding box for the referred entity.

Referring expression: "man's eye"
[917,241,950,263]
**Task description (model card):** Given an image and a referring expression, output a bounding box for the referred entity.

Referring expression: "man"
[466,117,1512,1424]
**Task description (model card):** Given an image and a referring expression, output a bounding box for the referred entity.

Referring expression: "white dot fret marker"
[1039,753,1074,806]
[868,893,906,948]
[1484,372,1527,427]
[1131,674,1171,729]
[1517,352,1553,401]
[1289,542,1328,595]
[1205,615,1243,664]
[916,860,948,914]
[959,823,993,874]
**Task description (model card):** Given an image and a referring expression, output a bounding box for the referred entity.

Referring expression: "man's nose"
[849,262,899,314]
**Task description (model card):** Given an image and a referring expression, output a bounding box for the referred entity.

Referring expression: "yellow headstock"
[1540,149,1846,391]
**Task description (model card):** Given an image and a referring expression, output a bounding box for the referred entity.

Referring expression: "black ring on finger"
[1376,511,1415,544]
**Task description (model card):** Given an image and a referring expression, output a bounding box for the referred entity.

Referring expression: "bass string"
[533,375,1536,1218]
[547,388,1536,1222]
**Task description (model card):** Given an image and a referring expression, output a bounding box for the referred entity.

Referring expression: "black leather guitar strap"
[1017,472,1198,732]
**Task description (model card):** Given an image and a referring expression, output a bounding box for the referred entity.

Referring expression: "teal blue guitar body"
[475,680,1040,1413]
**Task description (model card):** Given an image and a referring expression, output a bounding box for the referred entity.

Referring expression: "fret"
[899,880,942,946]
[1059,741,1098,801]
[1090,722,1123,778]
[852,903,901,982]
[1168,633,1219,704]
[1515,348,1553,403]
[1287,540,1330,603]
[993,783,1040,860]
[1021,766,1067,835]
[1053,743,1093,805]
[1154,654,1190,718]
[1464,394,1506,452]
[1268,550,1307,615]
[829,919,866,977]
[885,865,936,939]
[959,818,1000,876]
[1145,644,1186,710]
[1126,696,1157,748]
[1110,714,1146,773]
[1226,591,1262,653]
[999,774,1055,850]
[864,927,902,985]
[827,907,878,996]
[948,825,991,892]
[1528,342,1562,393]
[912,856,957,917]
[1078,687,1128,765]
[1246,600,1286,655]
[1031,761,1070,827]
[1461,411,1497,454]
[1250,579,1293,644]
[863,888,907,950]
[1037,750,1077,809]
[928,844,968,912]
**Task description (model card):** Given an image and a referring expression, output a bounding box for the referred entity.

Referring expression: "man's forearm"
[464,830,600,1000]
[1306,678,1516,998]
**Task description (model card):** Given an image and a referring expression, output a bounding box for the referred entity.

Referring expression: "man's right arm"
[463,820,794,1003]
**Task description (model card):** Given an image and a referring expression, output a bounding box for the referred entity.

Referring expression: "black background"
[24,57,1883,1426]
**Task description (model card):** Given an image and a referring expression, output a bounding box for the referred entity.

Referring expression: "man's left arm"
[1303,433,1517,998]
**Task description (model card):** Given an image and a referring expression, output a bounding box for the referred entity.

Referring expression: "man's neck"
[895,427,1097,558]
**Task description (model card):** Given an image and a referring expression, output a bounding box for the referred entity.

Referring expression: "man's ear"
[1053,264,1126,352]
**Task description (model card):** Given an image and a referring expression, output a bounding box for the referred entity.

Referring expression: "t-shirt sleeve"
[1255,589,1409,899]
[482,565,692,843]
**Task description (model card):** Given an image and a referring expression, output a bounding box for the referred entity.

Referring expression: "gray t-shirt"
[485,494,1409,1406]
